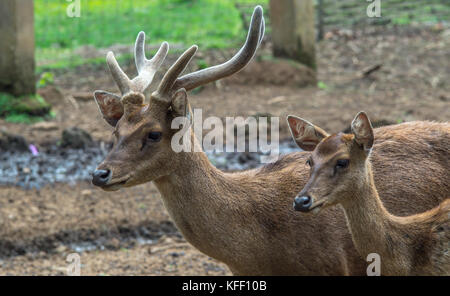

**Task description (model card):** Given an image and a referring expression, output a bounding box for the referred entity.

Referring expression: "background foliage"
[35,0,448,70]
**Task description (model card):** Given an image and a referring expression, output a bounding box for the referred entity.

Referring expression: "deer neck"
[152,134,244,262]
[340,161,412,274]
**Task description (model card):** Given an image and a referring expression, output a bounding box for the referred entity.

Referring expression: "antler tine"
[155,45,198,96]
[106,51,132,95]
[173,5,265,91]
[258,12,265,47]
[134,31,148,74]
[106,32,169,96]
[132,31,169,92]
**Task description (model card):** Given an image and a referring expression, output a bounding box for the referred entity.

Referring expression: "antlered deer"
[91,6,449,275]
[291,112,449,275]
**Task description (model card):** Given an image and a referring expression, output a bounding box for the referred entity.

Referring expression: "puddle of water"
[205,140,299,171]
[0,145,107,189]
[68,237,158,253]
[69,241,103,253]
[0,141,300,189]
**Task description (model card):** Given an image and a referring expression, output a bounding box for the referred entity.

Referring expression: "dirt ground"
[0,182,230,275]
[0,25,449,275]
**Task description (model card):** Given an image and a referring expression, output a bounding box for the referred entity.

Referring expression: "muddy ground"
[0,26,449,275]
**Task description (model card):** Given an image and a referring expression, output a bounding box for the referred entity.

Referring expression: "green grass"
[34,0,447,70]
[0,93,52,124]
[35,0,246,49]
[3,113,44,124]
[35,0,250,69]
[35,0,246,48]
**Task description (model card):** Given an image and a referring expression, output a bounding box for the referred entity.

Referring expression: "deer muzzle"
[293,195,313,212]
[92,169,112,186]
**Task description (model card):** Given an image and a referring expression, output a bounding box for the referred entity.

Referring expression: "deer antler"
[106,32,169,96]
[153,45,198,99]
[172,5,265,91]
[103,5,264,104]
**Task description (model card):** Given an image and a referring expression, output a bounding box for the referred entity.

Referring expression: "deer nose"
[92,169,111,186]
[293,195,312,212]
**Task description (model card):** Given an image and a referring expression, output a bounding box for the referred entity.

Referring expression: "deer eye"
[335,159,349,169]
[306,159,313,167]
[147,131,162,142]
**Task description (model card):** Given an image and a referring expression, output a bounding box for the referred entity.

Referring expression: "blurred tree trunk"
[269,0,316,70]
[317,0,324,41]
[0,0,35,96]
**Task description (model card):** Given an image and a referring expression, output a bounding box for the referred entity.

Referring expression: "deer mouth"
[308,198,327,214]
[308,200,324,213]
[294,194,328,213]
[102,177,130,191]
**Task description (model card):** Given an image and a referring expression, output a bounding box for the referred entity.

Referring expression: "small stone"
[0,130,29,152]
[29,206,40,215]
[105,238,121,250]
[81,189,92,197]
[164,264,177,273]
[158,235,174,245]
[31,121,59,131]
[61,127,94,149]
[72,92,94,102]
[55,245,68,253]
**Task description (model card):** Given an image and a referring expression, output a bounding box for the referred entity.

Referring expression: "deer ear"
[171,88,191,122]
[287,115,329,151]
[351,111,374,151]
[94,90,124,127]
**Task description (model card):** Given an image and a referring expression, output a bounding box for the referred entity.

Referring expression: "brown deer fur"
[96,116,449,275]
[92,7,449,275]
[292,112,449,275]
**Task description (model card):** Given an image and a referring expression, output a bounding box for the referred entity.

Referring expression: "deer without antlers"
[291,112,449,275]
[91,6,449,275]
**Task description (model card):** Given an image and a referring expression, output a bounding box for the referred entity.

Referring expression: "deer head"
[92,6,265,191]
[287,112,374,212]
